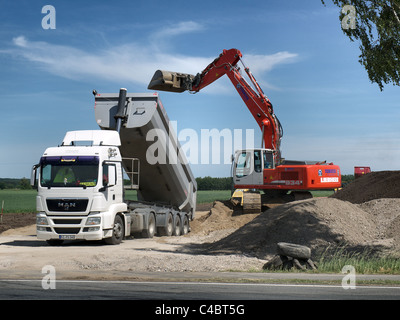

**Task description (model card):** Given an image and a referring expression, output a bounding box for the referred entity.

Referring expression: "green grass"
[125,190,231,204]
[317,246,400,274]
[196,190,231,203]
[0,189,332,213]
[0,189,231,213]
[311,190,335,197]
[0,189,37,213]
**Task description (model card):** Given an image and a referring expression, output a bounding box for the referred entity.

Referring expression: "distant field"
[197,190,232,203]
[124,190,232,203]
[0,189,333,213]
[0,189,232,213]
[0,189,37,213]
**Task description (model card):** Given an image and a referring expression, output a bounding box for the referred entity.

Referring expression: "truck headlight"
[86,217,101,225]
[36,217,48,225]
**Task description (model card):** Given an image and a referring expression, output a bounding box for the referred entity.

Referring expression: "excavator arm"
[148,48,283,164]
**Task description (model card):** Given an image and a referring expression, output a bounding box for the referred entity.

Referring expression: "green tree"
[322,0,400,90]
[196,176,232,190]
[19,178,32,190]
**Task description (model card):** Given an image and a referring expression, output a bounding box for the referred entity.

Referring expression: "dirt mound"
[0,212,36,234]
[190,200,258,236]
[359,198,400,247]
[205,197,400,259]
[332,171,400,204]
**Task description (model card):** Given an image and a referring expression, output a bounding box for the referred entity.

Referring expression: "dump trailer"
[31,89,197,245]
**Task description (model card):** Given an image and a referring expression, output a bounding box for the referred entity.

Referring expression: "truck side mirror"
[31,164,39,188]
[108,165,116,187]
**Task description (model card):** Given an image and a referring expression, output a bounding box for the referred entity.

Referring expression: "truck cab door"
[102,162,118,202]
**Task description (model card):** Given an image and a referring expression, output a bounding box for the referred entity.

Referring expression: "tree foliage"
[196,176,232,190]
[0,178,33,190]
[322,0,400,90]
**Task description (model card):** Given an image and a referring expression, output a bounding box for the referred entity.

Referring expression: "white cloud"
[244,51,298,73]
[152,21,204,38]
[8,26,299,93]
[10,35,211,88]
[13,35,28,47]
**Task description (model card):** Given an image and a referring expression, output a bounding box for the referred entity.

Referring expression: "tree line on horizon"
[0,178,31,190]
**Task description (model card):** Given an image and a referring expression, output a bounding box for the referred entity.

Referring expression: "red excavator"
[148,48,341,212]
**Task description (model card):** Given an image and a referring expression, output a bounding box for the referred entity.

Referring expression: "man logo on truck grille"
[58,202,76,210]
[47,199,88,212]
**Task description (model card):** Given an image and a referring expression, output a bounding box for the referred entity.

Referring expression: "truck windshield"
[40,156,99,188]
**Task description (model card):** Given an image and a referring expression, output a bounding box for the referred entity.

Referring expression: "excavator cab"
[231,148,275,213]
[233,148,274,188]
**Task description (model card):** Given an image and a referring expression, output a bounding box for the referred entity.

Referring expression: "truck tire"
[173,215,181,236]
[277,242,311,260]
[158,213,173,236]
[142,213,156,238]
[182,215,190,235]
[105,215,124,245]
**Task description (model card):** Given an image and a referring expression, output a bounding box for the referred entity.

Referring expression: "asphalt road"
[1,279,400,300]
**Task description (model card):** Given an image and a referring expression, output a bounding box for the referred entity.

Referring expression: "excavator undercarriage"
[232,189,313,214]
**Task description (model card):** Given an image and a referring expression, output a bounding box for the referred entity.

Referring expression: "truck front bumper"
[36,213,106,241]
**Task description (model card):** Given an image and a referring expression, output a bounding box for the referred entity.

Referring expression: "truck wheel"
[105,215,124,245]
[159,213,173,236]
[182,215,190,235]
[142,213,156,238]
[173,215,181,236]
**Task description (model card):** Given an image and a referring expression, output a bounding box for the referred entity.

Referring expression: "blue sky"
[0,0,399,178]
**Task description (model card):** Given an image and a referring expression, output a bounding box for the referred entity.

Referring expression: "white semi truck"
[31,89,197,245]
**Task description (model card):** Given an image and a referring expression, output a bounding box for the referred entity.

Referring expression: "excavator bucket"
[148,70,195,93]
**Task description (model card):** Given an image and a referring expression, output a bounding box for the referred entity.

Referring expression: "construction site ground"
[1,171,400,281]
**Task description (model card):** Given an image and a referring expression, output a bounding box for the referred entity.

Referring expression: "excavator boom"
[148,48,283,164]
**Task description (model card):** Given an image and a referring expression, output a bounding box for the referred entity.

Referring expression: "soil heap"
[191,200,258,236]
[197,171,400,259]
[332,170,400,203]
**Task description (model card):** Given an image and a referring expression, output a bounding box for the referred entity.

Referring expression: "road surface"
[1,278,399,300]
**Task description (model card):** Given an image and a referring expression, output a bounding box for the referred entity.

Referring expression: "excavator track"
[242,192,261,214]
[291,191,313,201]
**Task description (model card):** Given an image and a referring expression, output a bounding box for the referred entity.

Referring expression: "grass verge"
[317,246,400,274]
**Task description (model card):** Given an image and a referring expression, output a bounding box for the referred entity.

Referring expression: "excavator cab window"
[263,150,274,169]
[235,152,251,178]
[254,150,262,173]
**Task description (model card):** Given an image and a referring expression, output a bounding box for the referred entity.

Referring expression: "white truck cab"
[32,130,129,245]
